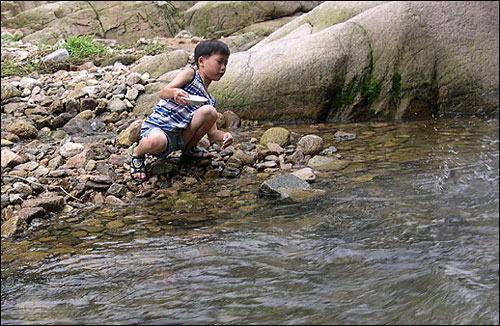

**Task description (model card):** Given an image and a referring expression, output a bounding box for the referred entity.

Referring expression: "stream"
[1,117,498,324]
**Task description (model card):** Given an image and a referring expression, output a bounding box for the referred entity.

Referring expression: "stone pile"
[1,38,356,237]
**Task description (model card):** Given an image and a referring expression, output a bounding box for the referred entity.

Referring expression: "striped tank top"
[142,68,215,133]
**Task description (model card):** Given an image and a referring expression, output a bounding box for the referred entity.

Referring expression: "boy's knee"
[200,105,218,122]
[144,132,166,151]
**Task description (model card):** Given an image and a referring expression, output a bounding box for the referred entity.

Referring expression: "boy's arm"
[208,128,233,150]
[159,66,195,106]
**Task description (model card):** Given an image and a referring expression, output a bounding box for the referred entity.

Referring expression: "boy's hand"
[221,132,233,150]
[173,88,190,106]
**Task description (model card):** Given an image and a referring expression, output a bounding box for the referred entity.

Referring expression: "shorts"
[140,122,186,159]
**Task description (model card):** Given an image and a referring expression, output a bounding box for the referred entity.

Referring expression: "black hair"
[194,39,230,68]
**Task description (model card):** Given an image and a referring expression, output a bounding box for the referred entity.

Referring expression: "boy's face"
[199,52,229,81]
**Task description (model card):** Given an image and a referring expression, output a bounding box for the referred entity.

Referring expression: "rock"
[19,76,42,90]
[292,167,316,183]
[223,110,241,128]
[260,127,290,147]
[297,134,323,155]
[126,72,142,86]
[60,142,85,158]
[1,79,22,101]
[107,98,128,113]
[17,207,46,223]
[228,150,254,167]
[105,195,125,205]
[22,196,64,213]
[42,48,69,61]
[115,119,142,147]
[5,120,38,139]
[266,142,284,155]
[131,50,190,78]
[1,215,28,237]
[259,173,310,196]
[1,148,24,169]
[307,156,349,170]
[62,117,95,135]
[210,1,499,121]
[334,131,356,142]
[277,187,326,202]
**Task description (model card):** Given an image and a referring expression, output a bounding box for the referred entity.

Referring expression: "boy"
[130,39,233,182]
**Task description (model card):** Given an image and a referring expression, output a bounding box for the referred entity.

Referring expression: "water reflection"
[2,117,499,324]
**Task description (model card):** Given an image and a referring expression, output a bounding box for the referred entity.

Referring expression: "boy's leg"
[182,105,217,150]
[131,129,168,180]
[133,129,168,156]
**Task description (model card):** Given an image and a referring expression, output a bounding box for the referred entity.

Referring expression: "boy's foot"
[182,146,213,159]
[130,149,148,182]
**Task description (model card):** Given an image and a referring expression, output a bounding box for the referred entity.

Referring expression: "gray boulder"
[210,1,499,122]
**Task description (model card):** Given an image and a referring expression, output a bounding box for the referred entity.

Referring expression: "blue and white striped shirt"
[142,69,215,133]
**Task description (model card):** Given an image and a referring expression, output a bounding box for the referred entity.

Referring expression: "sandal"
[130,148,148,182]
[182,146,213,160]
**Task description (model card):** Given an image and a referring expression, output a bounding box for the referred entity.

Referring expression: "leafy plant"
[64,34,107,59]
[359,74,381,104]
[391,72,402,98]
[1,33,22,42]
[144,43,167,56]
[1,60,37,77]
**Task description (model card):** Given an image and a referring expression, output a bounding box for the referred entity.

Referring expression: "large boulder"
[210,1,499,122]
[1,1,322,46]
[2,1,188,45]
[183,1,323,38]
[131,50,190,79]
[251,1,387,51]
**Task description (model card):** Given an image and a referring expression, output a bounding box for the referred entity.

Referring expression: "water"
[2,117,499,324]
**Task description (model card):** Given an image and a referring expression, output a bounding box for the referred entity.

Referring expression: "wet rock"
[292,167,316,183]
[307,156,348,170]
[334,131,357,142]
[319,145,337,155]
[259,173,310,196]
[1,216,28,237]
[221,166,241,178]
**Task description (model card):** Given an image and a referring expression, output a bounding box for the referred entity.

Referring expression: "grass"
[1,34,116,77]
[64,34,108,59]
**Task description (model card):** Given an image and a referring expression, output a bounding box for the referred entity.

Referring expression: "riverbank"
[1,35,353,237]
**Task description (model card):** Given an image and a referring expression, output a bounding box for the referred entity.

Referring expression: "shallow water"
[2,117,499,325]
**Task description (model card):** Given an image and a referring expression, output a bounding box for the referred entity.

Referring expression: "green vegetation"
[330,76,358,110]
[343,76,358,105]
[1,34,116,77]
[144,43,168,56]
[64,34,107,59]
[391,72,402,98]
[359,73,381,105]
[1,60,34,76]
[1,33,22,42]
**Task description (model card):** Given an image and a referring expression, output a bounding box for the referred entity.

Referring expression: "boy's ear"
[198,56,205,68]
